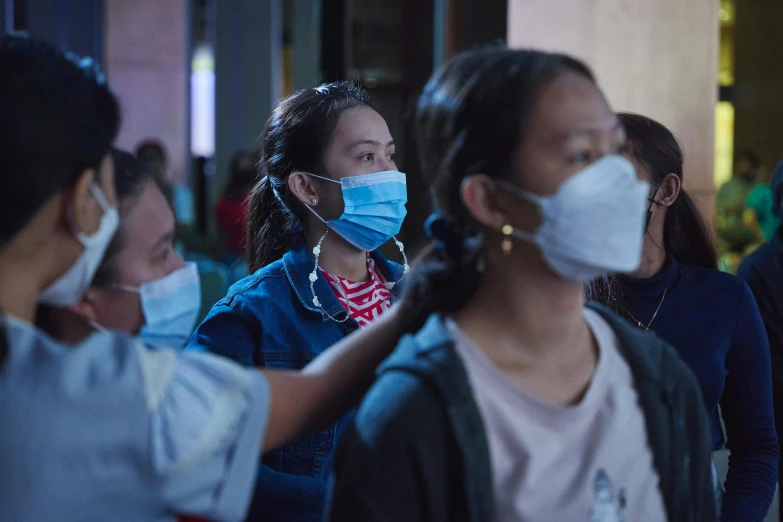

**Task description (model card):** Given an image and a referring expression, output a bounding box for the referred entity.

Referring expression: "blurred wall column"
[1,0,13,34]
[291,0,321,90]
[213,0,282,231]
[104,0,190,185]
[23,0,103,59]
[507,0,719,220]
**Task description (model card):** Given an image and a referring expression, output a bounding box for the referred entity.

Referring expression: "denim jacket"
[186,239,404,522]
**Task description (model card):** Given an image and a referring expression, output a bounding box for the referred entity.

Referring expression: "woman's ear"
[66,288,101,323]
[460,174,508,231]
[70,169,103,236]
[288,172,321,206]
[656,173,681,208]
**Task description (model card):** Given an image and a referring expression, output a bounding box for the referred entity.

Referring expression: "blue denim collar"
[283,240,405,322]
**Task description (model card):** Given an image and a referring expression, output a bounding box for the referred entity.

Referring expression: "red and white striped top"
[322,257,392,327]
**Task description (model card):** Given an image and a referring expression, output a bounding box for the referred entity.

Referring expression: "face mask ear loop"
[301,172,341,184]
[110,284,141,294]
[645,183,662,234]
[304,203,329,224]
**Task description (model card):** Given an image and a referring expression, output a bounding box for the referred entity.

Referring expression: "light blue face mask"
[112,263,202,350]
[304,170,407,252]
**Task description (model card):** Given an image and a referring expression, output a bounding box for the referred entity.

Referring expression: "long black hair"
[91,149,156,287]
[246,81,375,272]
[585,113,718,313]
[400,46,595,332]
[0,35,120,363]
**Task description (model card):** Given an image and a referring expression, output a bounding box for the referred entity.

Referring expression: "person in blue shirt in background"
[187,81,408,521]
[739,157,783,522]
[588,113,778,521]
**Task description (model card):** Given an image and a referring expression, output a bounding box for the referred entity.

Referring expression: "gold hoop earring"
[501,224,513,255]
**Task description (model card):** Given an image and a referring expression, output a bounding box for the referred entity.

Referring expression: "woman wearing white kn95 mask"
[38,149,200,350]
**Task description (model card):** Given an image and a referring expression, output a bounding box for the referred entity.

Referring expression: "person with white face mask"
[329,47,717,522]
[0,35,406,522]
[39,149,201,349]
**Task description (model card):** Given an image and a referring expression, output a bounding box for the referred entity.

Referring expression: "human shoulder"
[586,305,698,395]
[739,240,779,282]
[677,262,745,300]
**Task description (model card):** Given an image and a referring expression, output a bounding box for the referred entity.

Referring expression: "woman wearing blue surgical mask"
[186,81,407,522]
[39,149,200,349]
[0,35,407,522]
[328,47,716,522]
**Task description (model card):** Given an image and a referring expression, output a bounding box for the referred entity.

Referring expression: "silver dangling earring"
[309,231,352,323]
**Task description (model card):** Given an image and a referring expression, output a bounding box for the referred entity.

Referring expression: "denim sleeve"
[244,465,327,522]
[186,301,259,367]
[720,282,779,522]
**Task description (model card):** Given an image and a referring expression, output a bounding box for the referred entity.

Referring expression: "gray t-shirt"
[448,309,667,522]
[0,315,269,522]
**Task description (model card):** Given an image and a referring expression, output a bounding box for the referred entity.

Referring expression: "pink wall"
[103,0,189,184]
[507,0,719,218]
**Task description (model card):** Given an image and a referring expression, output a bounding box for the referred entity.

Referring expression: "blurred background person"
[216,150,258,266]
[717,150,762,268]
[739,158,783,522]
[587,114,778,521]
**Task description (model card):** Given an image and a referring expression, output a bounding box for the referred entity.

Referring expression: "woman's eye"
[389,153,396,163]
[360,153,374,162]
[613,142,628,155]
[570,151,591,165]
[160,245,172,263]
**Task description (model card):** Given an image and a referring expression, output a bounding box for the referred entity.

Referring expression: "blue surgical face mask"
[303,170,407,251]
[113,263,201,350]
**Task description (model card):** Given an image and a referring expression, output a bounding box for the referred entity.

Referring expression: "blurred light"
[719,9,730,22]
[191,45,215,157]
[364,78,378,89]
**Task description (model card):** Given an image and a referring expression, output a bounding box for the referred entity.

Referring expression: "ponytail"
[663,188,717,269]
[400,215,483,333]
[246,175,304,273]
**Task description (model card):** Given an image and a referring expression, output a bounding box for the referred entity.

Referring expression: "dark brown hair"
[401,46,594,331]
[585,113,718,313]
[0,36,120,364]
[245,81,374,272]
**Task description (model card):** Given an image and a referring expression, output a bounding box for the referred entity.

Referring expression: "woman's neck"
[0,253,44,323]
[455,252,590,365]
[631,231,667,279]
[306,227,369,282]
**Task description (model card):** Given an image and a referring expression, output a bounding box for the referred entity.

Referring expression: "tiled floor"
[713,449,779,521]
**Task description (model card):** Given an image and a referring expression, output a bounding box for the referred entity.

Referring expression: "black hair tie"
[424,211,464,261]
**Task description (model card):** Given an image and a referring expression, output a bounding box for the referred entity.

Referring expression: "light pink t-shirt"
[448,309,667,522]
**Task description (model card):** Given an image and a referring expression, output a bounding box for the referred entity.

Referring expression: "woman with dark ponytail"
[187,82,408,521]
[329,47,716,522]
[587,113,778,521]
[0,35,408,521]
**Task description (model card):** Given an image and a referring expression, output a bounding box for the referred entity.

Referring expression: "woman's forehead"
[526,71,617,142]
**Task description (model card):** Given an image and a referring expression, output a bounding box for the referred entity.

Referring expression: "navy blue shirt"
[619,259,778,521]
